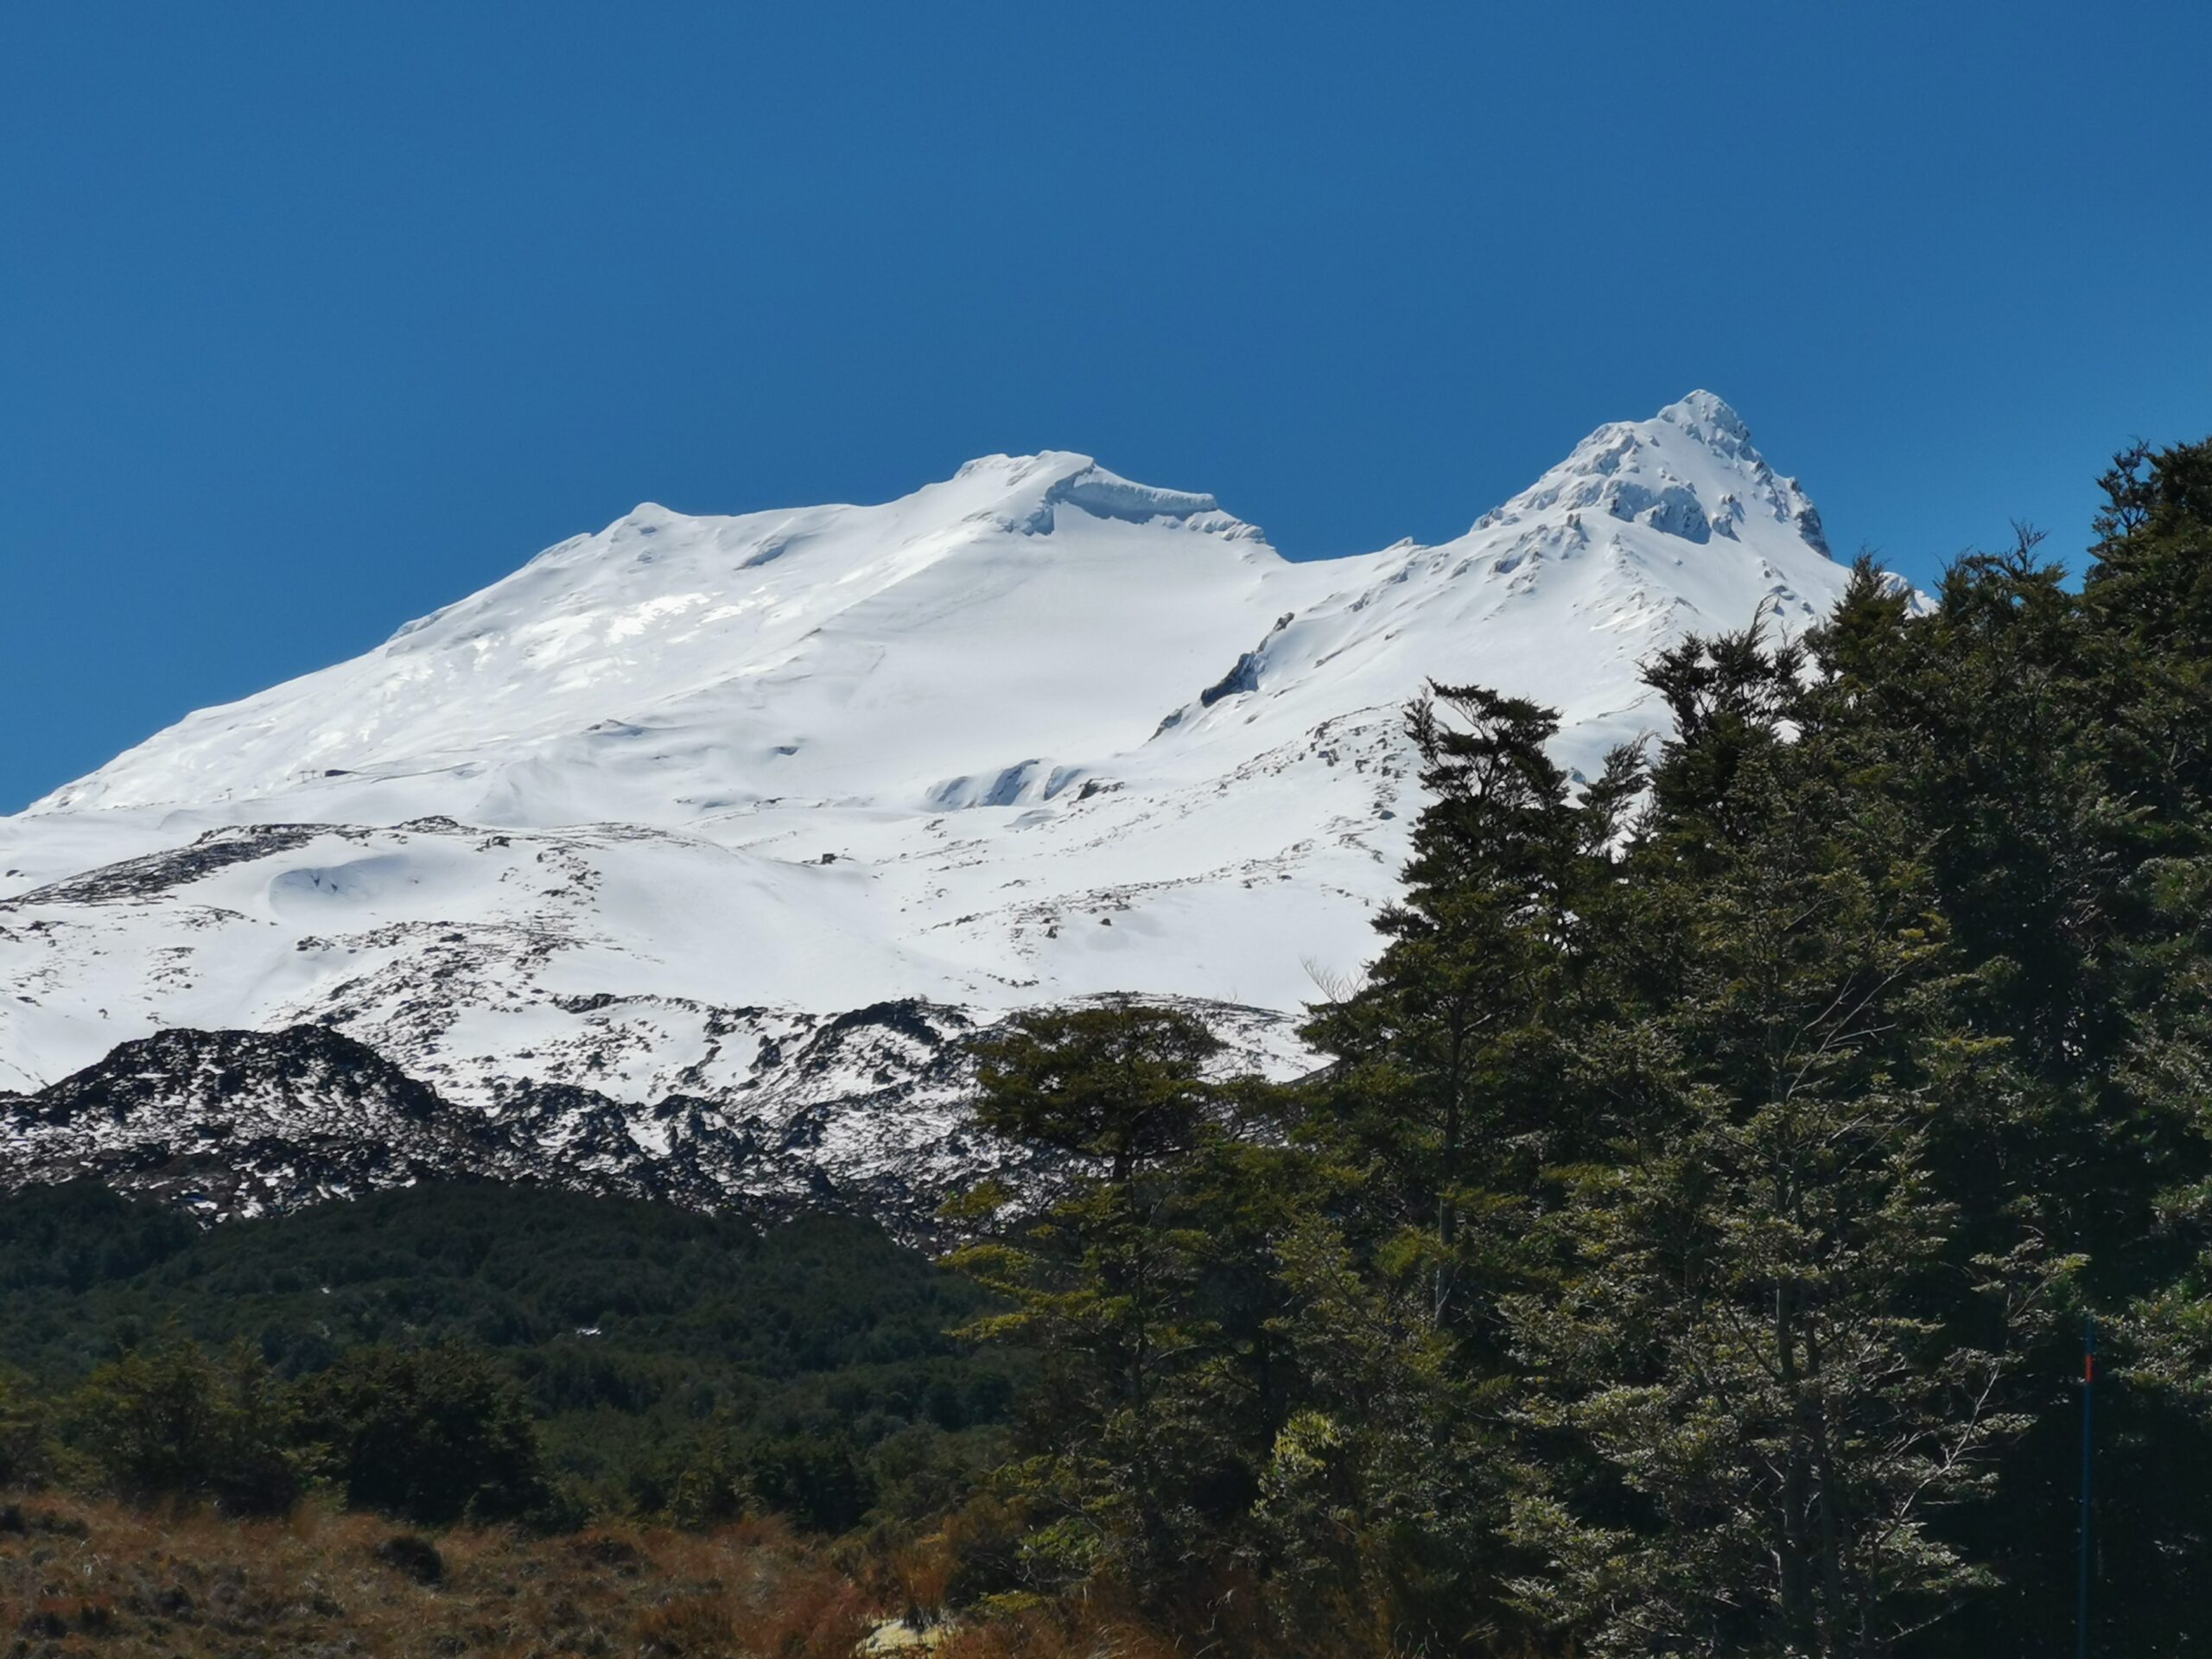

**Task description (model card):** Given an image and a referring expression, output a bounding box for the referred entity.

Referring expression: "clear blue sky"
[3,3,2207,812]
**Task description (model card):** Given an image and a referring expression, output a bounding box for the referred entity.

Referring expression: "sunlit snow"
[0,393,1853,1196]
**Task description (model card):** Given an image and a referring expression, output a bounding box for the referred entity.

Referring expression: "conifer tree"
[943,433,2212,1656]
[949,1001,1236,1601]
[1506,736,2063,1656]
[1301,683,1586,1329]
[967,1000,1219,1185]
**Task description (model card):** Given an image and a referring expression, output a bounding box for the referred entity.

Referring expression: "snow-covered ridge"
[0,392,1853,1210]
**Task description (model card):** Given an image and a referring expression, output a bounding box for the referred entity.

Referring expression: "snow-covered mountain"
[0,391,1852,1216]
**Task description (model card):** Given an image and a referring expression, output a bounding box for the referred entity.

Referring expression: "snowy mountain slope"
[0,392,1854,1209]
[30,452,1279,824]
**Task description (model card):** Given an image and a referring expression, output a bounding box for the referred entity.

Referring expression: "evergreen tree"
[940,432,2212,1655]
[1507,738,2063,1656]
[950,1001,1239,1602]
[1301,683,1587,1330]
[967,1000,1220,1185]
[1253,1213,1512,1654]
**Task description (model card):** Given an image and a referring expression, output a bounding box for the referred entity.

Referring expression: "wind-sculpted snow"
[0,393,1853,1212]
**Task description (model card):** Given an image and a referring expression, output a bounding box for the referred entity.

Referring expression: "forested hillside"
[0,1182,1018,1535]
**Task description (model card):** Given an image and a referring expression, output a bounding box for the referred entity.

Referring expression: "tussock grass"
[0,1490,878,1658]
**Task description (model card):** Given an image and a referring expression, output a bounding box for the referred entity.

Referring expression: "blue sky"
[3,2,2207,811]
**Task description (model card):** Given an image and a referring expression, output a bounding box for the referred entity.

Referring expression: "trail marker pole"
[2077,1313,2096,1659]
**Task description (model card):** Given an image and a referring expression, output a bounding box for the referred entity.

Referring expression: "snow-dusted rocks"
[0,393,1853,1216]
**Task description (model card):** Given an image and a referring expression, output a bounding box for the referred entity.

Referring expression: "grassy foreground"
[0,1491,1206,1659]
[0,1493,874,1659]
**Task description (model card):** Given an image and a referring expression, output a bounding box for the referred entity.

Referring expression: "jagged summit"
[1656,388,1752,447]
[1,393,1853,1209]
[1474,388,1824,554]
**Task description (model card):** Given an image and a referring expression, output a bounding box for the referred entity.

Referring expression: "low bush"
[71,1338,299,1516]
[296,1338,549,1525]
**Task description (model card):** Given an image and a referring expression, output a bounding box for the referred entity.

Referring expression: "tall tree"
[950,1001,1236,1602]
[1508,734,2063,1656]
[1301,683,1588,1330]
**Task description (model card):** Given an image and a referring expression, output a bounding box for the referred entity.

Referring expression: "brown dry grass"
[0,1491,883,1658]
[931,1603,1186,1659]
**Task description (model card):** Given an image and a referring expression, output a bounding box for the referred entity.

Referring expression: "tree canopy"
[950,436,2212,1657]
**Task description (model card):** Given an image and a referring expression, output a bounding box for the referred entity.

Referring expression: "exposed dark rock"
[0,995,1295,1240]
[1198,649,1263,707]
[3,824,333,908]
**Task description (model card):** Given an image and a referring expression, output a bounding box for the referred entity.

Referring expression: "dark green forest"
[0,1182,1020,1535]
[7,436,2212,1657]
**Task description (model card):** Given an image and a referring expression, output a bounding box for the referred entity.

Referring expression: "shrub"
[0,1368,53,1488]
[372,1531,446,1585]
[935,1493,1026,1609]
[741,1432,875,1535]
[71,1338,299,1515]
[295,1338,548,1525]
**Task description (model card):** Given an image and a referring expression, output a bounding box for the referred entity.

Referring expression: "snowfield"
[0,392,1853,1213]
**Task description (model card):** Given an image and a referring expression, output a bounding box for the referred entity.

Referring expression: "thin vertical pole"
[2077,1313,2096,1659]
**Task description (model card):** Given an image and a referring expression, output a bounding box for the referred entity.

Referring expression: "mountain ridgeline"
[1,393,1842,1213]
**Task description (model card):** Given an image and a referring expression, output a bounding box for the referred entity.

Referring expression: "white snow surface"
[0,393,1850,1173]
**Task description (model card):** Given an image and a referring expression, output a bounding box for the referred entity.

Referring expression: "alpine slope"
[0,391,1853,1216]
